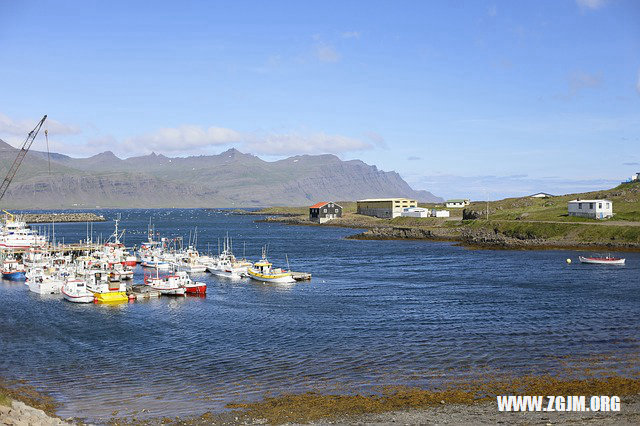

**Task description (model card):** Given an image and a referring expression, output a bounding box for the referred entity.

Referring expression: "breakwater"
[20,213,106,223]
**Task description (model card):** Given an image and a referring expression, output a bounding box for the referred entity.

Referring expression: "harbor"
[0,212,311,305]
[0,208,638,423]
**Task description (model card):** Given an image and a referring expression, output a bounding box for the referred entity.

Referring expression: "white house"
[530,192,554,198]
[631,172,640,182]
[401,207,430,218]
[567,199,613,219]
[431,209,450,218]
[445,199,470,208]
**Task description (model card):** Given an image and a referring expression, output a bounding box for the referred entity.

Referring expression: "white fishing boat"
[140,255,171,270]
[26,267,66,294]
[206,235,251,279]
[247,247,295,284]
[144,271,186,296]
[0,211,47,249]
[61,278,95,303]
[579,255,625,265]
[86,271,128,303]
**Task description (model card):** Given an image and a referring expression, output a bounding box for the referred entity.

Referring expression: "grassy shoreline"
[245,184,640,251]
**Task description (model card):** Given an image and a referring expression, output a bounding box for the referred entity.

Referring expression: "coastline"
[254,214,640,252]
[0,380,68,425]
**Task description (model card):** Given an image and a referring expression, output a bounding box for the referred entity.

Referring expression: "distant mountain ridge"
[0,140,442,208]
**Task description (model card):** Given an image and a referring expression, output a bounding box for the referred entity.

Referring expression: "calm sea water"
[1,209,639,421]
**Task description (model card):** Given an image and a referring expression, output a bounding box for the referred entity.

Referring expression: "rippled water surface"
[1,209,639,421]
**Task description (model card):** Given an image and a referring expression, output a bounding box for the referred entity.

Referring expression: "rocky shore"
[20,213,106,224]
[0,399,69,425]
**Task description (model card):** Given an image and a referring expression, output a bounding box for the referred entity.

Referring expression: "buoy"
[566,258,572,264]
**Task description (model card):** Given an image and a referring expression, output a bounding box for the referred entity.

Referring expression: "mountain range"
[0,140,441,208]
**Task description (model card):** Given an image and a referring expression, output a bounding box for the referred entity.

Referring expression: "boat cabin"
[309,202,342,223]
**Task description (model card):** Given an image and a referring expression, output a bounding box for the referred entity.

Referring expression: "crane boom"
[0,115,47,202]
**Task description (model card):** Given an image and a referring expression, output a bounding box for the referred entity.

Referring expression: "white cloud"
[559,71,602,98]
[0,113,80,137]
[576,0,608,10]
[245,132,371,155]
[315,43,340,63]
[126,125,242,152]
[341,31,361,39]
[123,125,372,156]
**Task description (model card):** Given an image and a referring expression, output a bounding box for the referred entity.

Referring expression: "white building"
[445,199,470,208]
[631,172,640,182]
[567,199,613,219]
[357,198,418,219]
[401,207,430,218]
[431,209,450,218]
[530,192,554,198]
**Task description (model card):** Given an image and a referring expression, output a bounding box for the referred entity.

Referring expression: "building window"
[606,203,610,208]
[335,209,339,213]
[578,203,582,209]
[598,203,602,209]
[324,209,327,213]
[589,203,594,209]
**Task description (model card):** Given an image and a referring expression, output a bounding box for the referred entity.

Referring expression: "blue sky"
[1,0,639,200]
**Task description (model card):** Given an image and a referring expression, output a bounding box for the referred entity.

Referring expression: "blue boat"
[2,256,27,281]
[2,270,26,281]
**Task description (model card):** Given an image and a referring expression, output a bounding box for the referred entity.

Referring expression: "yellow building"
[356,198,417,219]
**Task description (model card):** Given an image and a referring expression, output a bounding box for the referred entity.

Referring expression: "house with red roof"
[309,202,343,223]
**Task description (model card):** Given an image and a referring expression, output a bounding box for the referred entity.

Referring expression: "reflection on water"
[0,209,639,421]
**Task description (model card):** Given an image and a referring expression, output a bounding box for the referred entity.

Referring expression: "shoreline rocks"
[0,399,68,426]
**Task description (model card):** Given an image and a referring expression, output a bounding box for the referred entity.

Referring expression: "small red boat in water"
[578,255,625,265]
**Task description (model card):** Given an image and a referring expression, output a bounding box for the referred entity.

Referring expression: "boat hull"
[27,280,63,295]
[185,284,207,295]
[2,271,26,281]
[247,269,295,283]
[579,256,625,265]
[93,292,128,303]
[62,290,95,303]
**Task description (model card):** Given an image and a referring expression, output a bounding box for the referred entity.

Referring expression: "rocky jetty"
[346,226,457,241]
[0,400,68,425]
[20,213,106,223]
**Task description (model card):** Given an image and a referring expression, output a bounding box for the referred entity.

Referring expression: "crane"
[0,115,47,203]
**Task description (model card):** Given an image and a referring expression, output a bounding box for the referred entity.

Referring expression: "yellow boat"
[94,291,128,303]
[247,247,295,283]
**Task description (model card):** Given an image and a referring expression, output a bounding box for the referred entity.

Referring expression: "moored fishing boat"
[1,256,26,280]
[61,278,95,303]
[174,270,206,295]
[579,255,625,265]
[86,271,128,303]
[26,268,66,294]
[144,272,186,296]
[247,247,295,284]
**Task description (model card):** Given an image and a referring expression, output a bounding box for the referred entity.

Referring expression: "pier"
[291,271,312,281]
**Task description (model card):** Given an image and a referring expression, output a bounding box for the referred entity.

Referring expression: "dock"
[291,271,312,281]
[128,285,160,300]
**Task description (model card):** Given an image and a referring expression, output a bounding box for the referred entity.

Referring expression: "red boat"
[184,282,207,295]
[578,255,625,265]
[174,270,207,295]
